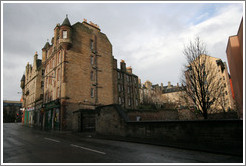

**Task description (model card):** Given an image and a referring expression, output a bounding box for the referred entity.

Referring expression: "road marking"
[71,144,106,155]
[44,137,60,143]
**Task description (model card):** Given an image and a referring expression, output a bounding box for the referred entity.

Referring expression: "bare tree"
[181,37,224,119]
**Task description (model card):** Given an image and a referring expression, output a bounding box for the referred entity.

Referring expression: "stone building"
[186,54,235,113]
[20,52,43,127]
[3,100,22,123]
[226,18,243,119]
[139,80,164,106]
[113,60,139,109]
[20,16,139,131]
[161,82,186,107]
[139,80,188,108]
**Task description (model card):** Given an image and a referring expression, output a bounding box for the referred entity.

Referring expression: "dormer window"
[63,30,67,39]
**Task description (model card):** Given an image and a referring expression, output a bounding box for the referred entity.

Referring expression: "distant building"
[3,100,22,123]
[20,52,43,127]
[139,80,163,106]
[113,60,139,109]
[226,18,243,119]
[162,82,186,107]
[20,16,139,131]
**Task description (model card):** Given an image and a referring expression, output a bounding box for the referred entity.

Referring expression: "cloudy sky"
[2,2,243,101]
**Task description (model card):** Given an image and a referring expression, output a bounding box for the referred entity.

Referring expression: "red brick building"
[226,18,243,119]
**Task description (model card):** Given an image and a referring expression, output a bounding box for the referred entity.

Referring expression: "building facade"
[226,18,243,119]
[20,16,139,131]
[186,54,235,113]
[113,60,139,109]
[20,52,43,127]
[161,82,186,107]
[139,80,164,107]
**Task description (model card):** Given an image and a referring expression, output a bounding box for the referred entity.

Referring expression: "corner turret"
[59,15,72,50]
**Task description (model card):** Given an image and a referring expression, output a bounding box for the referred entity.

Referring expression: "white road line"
[44,137,60,143]
[71,144,106,155]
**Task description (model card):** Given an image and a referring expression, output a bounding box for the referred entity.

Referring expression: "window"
[223,76,225,80]
[57,69,60,81]
[41,81,44,88]
[91,88,94,98]
[118,84,121,92]
[224,83,226,87]
[118,72,120,79]
[128,86,130,94]
[136,99,138,106]
[49,77,52,85]
[225,91,228,95]
[63,30,67,39]
[128,98,131,106]
[90,40,94,50]
[57,87,60,98]
[119,97,121,104]
[46,78,48,88]
[91,71,94,81]
[90,56,94,65]
[42,70,45,76]
[57,53,59,64]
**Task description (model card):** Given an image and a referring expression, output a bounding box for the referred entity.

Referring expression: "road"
[3,123,243,163]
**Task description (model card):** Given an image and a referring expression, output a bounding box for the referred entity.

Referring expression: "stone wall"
[96,105,243,155]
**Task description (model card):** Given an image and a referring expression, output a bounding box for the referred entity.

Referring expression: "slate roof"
[42,42,50,50]
[61,16,71,27]
[21,74,25,81]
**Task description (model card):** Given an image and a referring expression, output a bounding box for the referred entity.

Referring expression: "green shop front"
[44,100,60,130]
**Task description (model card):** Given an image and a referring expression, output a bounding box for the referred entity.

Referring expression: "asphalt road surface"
[3,123,243,163]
